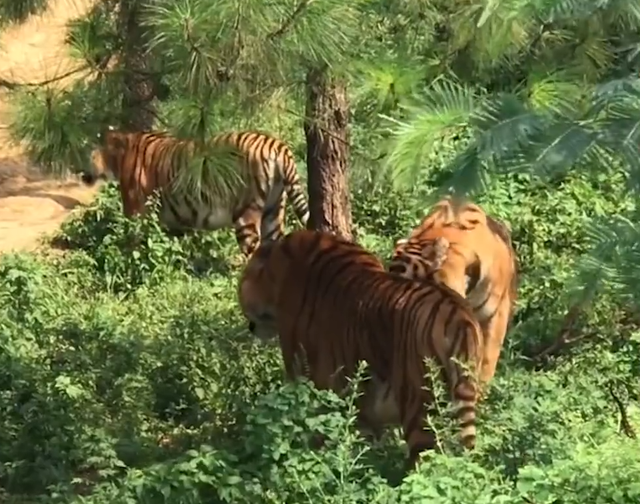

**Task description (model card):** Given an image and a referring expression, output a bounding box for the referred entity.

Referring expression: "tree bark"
[304,66,353,241]
[118,0,156,131]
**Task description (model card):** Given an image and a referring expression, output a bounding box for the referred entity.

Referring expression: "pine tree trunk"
[118,0,156,131]
[304,66,353,241]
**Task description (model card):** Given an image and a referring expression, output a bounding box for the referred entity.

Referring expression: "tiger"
[81,127,310,257]
[237,229,484,470]
[388,196,518,390]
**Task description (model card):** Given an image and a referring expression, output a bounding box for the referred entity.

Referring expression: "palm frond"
[572,214,640,306]
[383,78,480,189]
[572,35,614,80]
[449,4,484,53]
[524,121,597,176]
[435,143,490,198]
[542,0,610,22]
[603,0,640,29]
[472,0,537,68]
[351,56,424,113]
[472,93,548,167]
[524,72,589,115]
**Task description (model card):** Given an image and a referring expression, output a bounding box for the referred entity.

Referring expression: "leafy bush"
[1,166,639,503]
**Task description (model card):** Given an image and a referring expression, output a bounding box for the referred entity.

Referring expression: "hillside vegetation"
[1,0,640,502]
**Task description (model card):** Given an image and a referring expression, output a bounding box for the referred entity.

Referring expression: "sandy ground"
[0,0,100,254]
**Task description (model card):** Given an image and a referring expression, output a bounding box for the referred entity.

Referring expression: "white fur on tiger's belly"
[160,202,233,230]
[202,207,234,229]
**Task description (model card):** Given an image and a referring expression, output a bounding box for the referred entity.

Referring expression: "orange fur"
[82,128,309,257]
[389,196,518,389]
[238,229,484,470]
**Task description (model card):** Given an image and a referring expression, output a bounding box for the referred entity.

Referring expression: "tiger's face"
[81,127,124,186]
[238,243,279,341]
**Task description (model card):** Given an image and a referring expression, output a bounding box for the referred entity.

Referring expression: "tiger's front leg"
[233,206,264,257]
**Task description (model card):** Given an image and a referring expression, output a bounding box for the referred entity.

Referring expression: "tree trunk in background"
[118,0,156,131]
[304,66,353,241]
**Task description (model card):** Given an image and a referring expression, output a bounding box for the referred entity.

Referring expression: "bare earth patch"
[0,0,99,254]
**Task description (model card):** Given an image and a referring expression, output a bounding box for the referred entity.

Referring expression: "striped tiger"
[388,196,518,389]
[237,229,484,470]
[81,127,310,257]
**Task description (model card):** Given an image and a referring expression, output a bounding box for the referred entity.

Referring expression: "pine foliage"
[382,0,640,307]
[3,0,640,304]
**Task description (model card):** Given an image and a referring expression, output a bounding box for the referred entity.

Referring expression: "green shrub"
[1,160,639,503]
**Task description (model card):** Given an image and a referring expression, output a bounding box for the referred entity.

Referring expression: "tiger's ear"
[248,240,277,267]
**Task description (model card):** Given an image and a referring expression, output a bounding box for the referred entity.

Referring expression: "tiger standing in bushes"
[388,196,518,390]
[237,229,484,470]
[81,126,310,257]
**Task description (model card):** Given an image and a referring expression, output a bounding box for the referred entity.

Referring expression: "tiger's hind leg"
[478,297,511,391]
[232,205,264,257]
[400,381,441,472]
[404,408,439,472]
[260,193,286,244]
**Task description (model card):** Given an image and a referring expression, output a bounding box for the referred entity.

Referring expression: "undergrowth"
[1,170,639,503]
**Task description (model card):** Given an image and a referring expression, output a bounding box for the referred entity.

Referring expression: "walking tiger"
[81,127,310,257]
[237,229,484,470]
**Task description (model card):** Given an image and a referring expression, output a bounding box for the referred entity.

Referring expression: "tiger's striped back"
[83,128,309,257]
[238,229,484,471]
[388,196,518,389]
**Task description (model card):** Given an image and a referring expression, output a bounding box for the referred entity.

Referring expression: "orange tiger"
[237,229,484,470]
[81,127,310,257]
[388,196,518,389]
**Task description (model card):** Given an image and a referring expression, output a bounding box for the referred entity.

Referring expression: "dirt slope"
[0,0,99,254]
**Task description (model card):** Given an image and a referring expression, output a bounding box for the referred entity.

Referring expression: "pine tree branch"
[0,64,90,90]
[267,0,312,41]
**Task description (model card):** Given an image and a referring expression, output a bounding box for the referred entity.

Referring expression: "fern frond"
[572,214,640,306]
[524,72,589,115]
[568,37,612,80]
[383,79,480,189]
[605,0,640,29]
[526,121,597,176]
[351,56,424,112]
[472,93,548,167]
[435,142,490,198]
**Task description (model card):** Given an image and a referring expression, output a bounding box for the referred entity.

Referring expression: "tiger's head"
[388,236,450,281]
[237,241,281,341]
[81,125,127,186]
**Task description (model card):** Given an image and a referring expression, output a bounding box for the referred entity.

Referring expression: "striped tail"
[282,160,310,227]
[451,322,480,450]
[453,382,477,449]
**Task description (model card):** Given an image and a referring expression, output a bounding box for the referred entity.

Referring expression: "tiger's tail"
[402,288,482,469]
[280,155,310,227]
[449,318,482,450]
